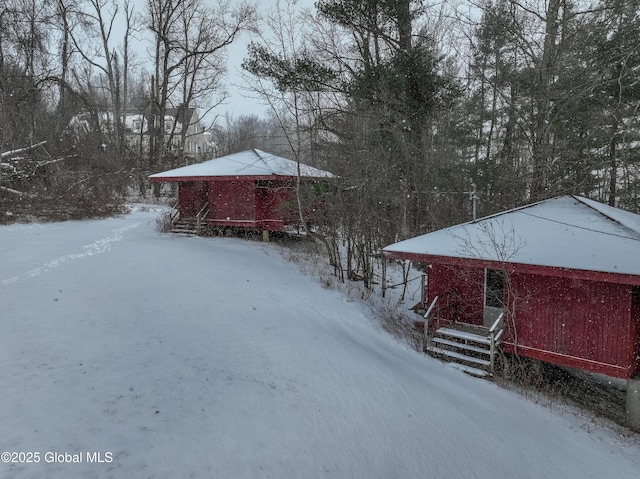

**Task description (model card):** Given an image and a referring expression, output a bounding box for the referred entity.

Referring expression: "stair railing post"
[422,296,439,353]
[169,200,179,229]
[488,312,504,374]
[424,313,429,353]
[490,332,495,373]
[195,203,209,234]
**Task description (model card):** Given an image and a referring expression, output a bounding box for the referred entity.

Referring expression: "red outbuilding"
[149,149,334,235]
[383,196,640,382]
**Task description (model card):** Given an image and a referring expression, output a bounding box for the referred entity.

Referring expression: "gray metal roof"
[384,196,640,277]
[149,149,335,180]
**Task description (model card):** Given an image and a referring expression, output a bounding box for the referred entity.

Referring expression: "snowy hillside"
[1,205,639,478]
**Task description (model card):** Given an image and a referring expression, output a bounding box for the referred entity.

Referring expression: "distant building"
[125,105,214,160]
[67,105,214,160]
[149,149,335,235]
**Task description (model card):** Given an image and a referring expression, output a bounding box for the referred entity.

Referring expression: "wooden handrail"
[489,312,504,333]
[196,203,209,233]
[196,202,208,218]
[423,296,439,320]
[423,296,439,352]
[169,201,179,225]
[489,312,505,373]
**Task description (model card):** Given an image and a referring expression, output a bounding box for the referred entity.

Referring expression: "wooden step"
[435,327,491,345]
[426,346,491,367]
[431,337,490,355]
[172,222,197,229]
[171,217,203,235]
[448,363,492,378]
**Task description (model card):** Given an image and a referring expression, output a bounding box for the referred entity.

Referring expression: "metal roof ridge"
[573,195,640,238]
[251,148,277,174]
[461,196,557,225]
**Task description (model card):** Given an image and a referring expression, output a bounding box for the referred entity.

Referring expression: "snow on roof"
[384,196,640,277]
[149,149,335,180]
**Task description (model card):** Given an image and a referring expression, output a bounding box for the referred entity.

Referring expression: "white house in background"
[67,105,214,160]
[125,106,214,160]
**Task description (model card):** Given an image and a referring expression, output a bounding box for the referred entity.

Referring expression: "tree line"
[0,0,254,220]
[237,0,640,286]
[1,0,639,286]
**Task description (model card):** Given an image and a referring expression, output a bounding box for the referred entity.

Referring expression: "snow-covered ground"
[1,205,639,479]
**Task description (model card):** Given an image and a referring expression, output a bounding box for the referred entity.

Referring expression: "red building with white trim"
[384,196,640,380]
[149,149,334,233]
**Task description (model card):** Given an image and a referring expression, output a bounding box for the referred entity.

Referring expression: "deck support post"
[423,313,429,353]
[422,296,438,353]
[626,377,640,432]
[381,259,387,298]
[489,334,496,373]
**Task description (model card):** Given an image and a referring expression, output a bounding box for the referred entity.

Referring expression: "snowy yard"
[1,205,639,479]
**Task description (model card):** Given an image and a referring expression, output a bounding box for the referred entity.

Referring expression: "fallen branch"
[0,186,38,198]
[33,155,77,174]
[1,141,47,159]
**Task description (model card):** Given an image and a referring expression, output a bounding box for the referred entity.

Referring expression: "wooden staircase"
[172,217,202,235]
[422,297,504,378]
[427,326,497,377]
[170,204,209,236]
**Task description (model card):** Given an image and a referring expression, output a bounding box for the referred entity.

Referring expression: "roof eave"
[383,250,640,286]
[148,174,329,183]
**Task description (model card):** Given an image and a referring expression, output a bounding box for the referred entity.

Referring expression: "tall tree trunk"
[397,0,414,238]
[530,0,563,201]
[607,118,618,206]
[57,1,71,135]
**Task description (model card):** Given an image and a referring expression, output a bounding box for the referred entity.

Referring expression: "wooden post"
[423,296,438,353]
[626,377,640,432]
[424,312,430,353]
[488,313,504,375]
[381,258,387,298]
[262,230,270,242]
[490,333,495,373]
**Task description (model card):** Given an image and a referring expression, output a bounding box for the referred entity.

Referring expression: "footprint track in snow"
[1,223,139,285]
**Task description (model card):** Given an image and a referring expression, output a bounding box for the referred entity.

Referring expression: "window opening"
[485,269,504,308]
[632,286,640,306]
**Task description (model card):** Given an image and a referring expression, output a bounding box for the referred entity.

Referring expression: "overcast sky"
[115,1,315,124]
[219,0,316,121]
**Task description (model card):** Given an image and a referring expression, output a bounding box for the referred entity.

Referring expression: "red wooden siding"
[202,179,300,231]
[255,181,296,228]
[385,252,640,288]
[505,274,634,372]
[422,262,639,378]
[428,264,484,326]
[209,180,255,223]
[178,181,208,216]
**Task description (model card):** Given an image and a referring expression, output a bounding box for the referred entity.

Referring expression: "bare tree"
[65,0,134,159]
[146,0,255,168]
[0,0,51,145]
[242,0,335,243]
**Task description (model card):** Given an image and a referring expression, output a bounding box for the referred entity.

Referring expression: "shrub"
[156,210,175,232]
